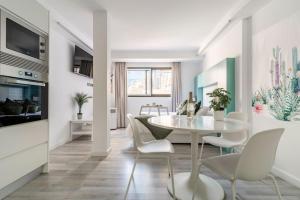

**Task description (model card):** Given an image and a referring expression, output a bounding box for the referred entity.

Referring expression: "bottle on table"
[187,91,195,118]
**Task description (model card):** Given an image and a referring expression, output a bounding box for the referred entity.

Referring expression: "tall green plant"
[74,93,92,114]
[207,88,231,111]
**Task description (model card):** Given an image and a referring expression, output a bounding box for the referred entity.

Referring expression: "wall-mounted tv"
[73,45,93,78]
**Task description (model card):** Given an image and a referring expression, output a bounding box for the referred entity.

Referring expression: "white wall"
[126,62,172,69]
[181,61,202,100]
[251,0,300,187]
[202,21,243,71]
[202,21,243,111]
[252,0,300,91]
[48,16,93,150]
[112,50,200,62]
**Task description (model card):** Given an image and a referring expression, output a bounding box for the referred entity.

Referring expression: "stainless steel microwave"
[0,9,48,70]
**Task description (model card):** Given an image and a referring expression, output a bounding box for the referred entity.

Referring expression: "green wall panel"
[226,58,235,114]
[194,58,236,114]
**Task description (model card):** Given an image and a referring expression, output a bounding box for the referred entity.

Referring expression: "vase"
[74,67,80,73]
[77,113,83,120]
[213,110,224,121]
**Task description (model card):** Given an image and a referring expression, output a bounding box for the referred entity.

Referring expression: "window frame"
[127,67,172,97]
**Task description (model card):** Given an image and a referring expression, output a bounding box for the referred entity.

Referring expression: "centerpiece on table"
[207,88,231,121]
[74,92,92,120]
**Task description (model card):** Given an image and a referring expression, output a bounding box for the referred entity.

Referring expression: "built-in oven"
[0,8,48,70]
[0,71,48,127]
[0,8,48,127]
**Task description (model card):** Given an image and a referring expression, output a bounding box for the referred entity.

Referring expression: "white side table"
[139,105,169,116]
[70,120,93,141]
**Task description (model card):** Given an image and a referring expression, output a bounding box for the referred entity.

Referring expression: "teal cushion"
[194,101,202,115]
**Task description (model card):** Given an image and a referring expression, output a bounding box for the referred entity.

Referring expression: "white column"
[92,10,111,156]
[241,17,253,124]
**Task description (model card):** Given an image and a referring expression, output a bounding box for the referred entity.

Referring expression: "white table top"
[148,115,247,133]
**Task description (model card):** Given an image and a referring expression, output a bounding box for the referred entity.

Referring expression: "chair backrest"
[127,114,144,148]
[235,128,284,181]
[223,112,248,142]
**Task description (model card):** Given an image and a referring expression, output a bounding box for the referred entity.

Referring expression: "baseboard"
[272,167,300,188]
[91,147,112,157]
[49,135,81,151]
[0,166,43,200]
[49,139,68,151]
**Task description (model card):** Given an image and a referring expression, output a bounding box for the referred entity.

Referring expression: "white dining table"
[148,115,248,200]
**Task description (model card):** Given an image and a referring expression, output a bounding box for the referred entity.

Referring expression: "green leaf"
[206,88,231,111]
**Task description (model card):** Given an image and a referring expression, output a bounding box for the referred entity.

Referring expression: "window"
[151,69,172,95]
[127,69,151,96]
[127,68,172,96]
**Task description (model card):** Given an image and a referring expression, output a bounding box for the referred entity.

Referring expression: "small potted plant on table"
[207,88,231,121]
[74,92,92,120]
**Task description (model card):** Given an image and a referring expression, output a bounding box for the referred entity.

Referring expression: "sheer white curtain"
[172,62,182,111]
[115,62,127,128]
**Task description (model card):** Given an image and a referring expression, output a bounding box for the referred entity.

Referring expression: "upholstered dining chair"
[199,112,248,160]
[196,128,284,200]
[125,114,175,200]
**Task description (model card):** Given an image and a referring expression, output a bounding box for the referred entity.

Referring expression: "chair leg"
[124,154,138,200]
[199,140,205,160]
[231,180,237,200]
[167,156,176,199]
[269,174,283,200]
[167,158,171,177]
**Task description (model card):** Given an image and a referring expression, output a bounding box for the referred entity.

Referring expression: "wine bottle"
[187,91,195,118]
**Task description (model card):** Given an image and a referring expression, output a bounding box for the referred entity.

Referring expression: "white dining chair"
[124,114,175,200]
[199,112,248,160]
[196,128,284,200]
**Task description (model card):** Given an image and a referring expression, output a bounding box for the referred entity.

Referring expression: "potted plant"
[207,88,231,121]
[74,93,92,120]
[73,66,80,73]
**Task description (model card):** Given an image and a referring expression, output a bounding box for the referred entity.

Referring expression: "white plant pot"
[74,67,80,73]
[77,113,83,120]
[214,110,224,121]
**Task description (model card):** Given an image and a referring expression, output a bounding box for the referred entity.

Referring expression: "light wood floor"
[5,129,300,200]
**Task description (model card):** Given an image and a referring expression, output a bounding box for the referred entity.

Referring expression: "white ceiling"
[40,0,239,51]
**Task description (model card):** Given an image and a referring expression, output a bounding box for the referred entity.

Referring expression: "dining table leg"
[167,131,225,200]
[191,132,200,180]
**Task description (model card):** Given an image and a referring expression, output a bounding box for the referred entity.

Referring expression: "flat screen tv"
[73,45,93,78]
